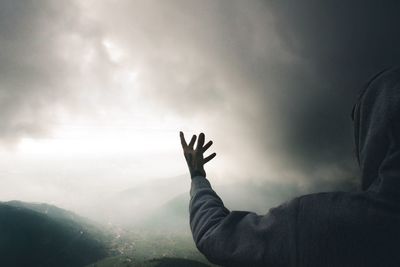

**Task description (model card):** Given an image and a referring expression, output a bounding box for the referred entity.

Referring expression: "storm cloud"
[88,0,400,187]
[265,1,400,181]
[0,0,82,142]
[0,0,127,144]
[1,0,400,204]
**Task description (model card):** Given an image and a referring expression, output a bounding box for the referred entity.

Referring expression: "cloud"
[0,0,122,144]
[84,0,302,181]
[0,1,75,142]
[86,0,367,186]
[263,1,400,182]
[133,0,400,187]
[2,0,400,191]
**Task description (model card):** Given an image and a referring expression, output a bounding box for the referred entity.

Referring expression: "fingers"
[182,132,213,154]
[202,140,213,152]
[196,133,205,150]
[204,152,216,164]
[180,131,187,148]
[189,135,197,148]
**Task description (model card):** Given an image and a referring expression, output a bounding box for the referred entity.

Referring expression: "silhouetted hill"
[0,201,110,267]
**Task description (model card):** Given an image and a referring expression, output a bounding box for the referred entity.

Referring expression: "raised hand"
[180,131,216,178]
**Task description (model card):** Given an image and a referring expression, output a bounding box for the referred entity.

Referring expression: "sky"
[1,0,400,218]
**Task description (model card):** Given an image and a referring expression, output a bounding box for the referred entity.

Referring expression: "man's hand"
[180,131,216,178]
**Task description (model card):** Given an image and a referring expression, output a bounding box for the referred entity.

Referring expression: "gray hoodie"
[189,67,400,267]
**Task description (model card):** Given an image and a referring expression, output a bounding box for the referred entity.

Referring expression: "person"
[179,67,400,267]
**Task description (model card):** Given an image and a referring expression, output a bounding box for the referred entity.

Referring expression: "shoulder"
[295,190,367,205]
[292,191,373,224]
[268,191,370,215]
[269,192,347,213]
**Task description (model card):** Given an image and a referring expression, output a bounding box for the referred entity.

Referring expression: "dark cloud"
[89,0,300,180]
[106,0,400,187]
[95,0,380,185]
[263,1,400,183]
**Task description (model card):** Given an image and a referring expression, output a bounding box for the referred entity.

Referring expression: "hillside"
[0,201,110,267]
[85,229,215,267]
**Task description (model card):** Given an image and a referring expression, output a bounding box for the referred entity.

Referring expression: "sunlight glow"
[17,127,179,158]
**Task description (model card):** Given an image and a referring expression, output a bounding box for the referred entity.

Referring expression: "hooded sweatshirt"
[189,67,400,267]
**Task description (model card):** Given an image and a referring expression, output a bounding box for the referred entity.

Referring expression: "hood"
[353,67,400,195]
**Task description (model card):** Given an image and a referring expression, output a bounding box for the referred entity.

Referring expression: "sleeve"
[189,176,299,267]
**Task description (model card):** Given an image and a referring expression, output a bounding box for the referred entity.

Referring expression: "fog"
[1,0,400,229]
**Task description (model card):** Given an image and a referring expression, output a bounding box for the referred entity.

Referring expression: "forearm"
[190,176,230,246]
[190,177,266,265]
[190,176,233,264]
